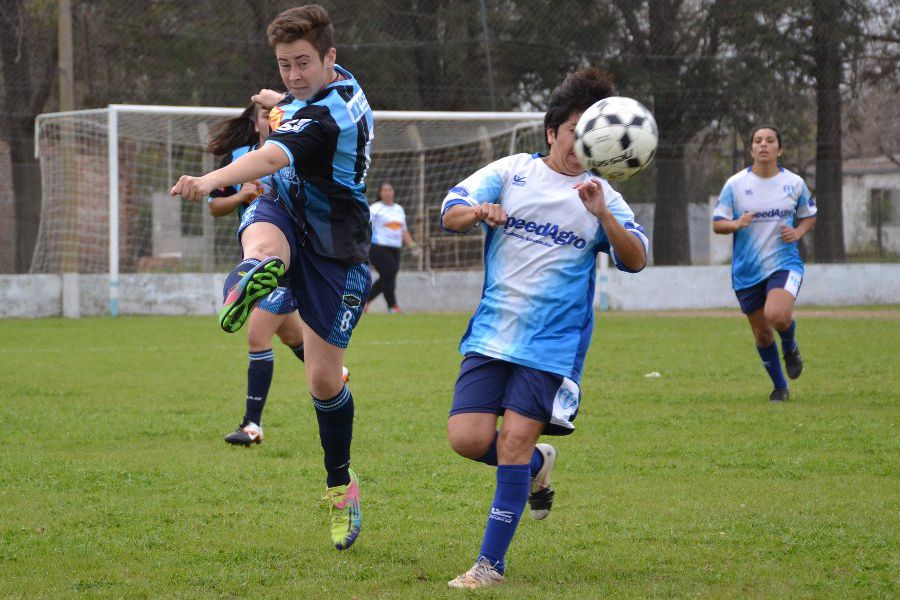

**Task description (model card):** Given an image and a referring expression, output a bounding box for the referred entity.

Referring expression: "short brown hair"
[544,68,617,144]
[266,4,334,58]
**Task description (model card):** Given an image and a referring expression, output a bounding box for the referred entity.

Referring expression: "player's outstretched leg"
[323,467,361,551]
[219,256,285,333]
[528,443,556,520]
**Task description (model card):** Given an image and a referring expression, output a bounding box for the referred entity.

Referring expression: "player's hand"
[170,174,215,202]
[240,180,264,204]
[574,178,608,218]
[736,211,754,229]
[780,225,801,243]
[474,202,507,227]
[251,89,286,110]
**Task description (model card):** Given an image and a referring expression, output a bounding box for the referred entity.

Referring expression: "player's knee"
[247,328,270,351]
[307,366,343,400]
[277,330,302,348]
[447,429,491,460]
[497,427,535,458]
[754,329,775,347]
[766,310,792,331]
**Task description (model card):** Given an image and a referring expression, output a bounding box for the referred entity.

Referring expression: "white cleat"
[529,443,556,520]
[448,557,505,589]
[342,366,350,383]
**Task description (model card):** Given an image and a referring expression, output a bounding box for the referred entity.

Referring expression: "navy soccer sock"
[244,349,274,426]
[291,343,305,362]
[222,258,261,302]
[477,464,530,575]
[313,386,354,488]
[778,320,797,354]
[475,431,544,477]
[757,342,788,390]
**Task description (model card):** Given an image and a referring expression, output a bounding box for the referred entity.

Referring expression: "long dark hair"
[749,124,783,149]
[207,103,258,155]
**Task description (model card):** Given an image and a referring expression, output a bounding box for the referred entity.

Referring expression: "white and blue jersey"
[441,153,648,382]
[714,167,817,290]
[207,144,273,220]
[265,64,374,264]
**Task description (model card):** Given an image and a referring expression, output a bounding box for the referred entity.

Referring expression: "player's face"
[750,128,783,164]
[275,39,337,100]
[379,183,395,204]
[546,112,585,176]
[254,106,270,144]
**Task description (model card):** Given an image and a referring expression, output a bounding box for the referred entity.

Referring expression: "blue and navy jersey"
[207,144,273,220]
[714,167,817,290]
[265,64,374,264]
[440,153,648,382]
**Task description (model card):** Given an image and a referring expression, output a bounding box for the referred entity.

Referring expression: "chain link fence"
[2,0,898,274]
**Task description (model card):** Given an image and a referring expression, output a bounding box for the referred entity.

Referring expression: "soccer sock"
[778,320,797,354]
[291,343,305,362]
[244,349,274,426]
[474,431,499,466]
[478,464,530,575]
[223,257,261,301]
[474,431,544,477]
[757,342,788,390]
[313,385,354,488]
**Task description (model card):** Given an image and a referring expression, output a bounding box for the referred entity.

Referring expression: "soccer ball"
[574,96,658,181]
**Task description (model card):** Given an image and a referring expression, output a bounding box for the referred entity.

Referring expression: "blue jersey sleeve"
[796,181,817,219]
[713,181,735,221]
[596,184,649,273]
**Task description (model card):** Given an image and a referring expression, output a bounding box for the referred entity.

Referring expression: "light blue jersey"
[441,153,648,382]
[714,167,816,290]
[207,144,273,220]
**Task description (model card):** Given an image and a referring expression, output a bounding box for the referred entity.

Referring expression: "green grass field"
[1,310,898,598]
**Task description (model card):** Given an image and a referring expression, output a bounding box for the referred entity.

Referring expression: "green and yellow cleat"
[323,468,361,551]
[218,257,285,333]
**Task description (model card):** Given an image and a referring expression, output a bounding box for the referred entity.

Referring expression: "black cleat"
[224,421,264,445]
[784,345,803,379]
[769,388,790,402]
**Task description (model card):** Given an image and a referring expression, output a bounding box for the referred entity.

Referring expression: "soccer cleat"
[784,345,803,379]
[769,388,790,402]
[529,443,556,520]
[224,421,263,446]
[342,366,350,384]
[323,468,361,550]
[219,257,286,333]
[448,557,506,589]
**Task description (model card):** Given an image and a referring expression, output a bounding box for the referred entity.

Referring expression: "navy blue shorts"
[289,246,370,348]
[735,269,803,314]
[450,353,581,436]
[257,286,297,315]
[238,195,369,347]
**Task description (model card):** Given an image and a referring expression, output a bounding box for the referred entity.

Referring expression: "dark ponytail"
[207,103,258,155]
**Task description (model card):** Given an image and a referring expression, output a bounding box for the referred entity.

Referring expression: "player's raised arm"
[170,144,289,202]
[442,202,507,232]
[575,178,647,272]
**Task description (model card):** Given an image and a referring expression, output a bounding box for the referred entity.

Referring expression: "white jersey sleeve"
[440,155,518,230]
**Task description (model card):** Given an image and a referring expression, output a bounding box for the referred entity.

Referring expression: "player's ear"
[325,47,336,69]
[546,126,556,147]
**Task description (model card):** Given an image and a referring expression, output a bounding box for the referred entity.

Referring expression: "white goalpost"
[33,105,546,316]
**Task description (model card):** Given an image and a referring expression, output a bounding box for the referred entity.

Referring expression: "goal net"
[32,105,545,310]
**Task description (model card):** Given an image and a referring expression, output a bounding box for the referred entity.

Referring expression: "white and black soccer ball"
[574,96,658,181]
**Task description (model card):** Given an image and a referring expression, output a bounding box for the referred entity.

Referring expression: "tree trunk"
[812,0,845,261]
[649,0,691,265]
